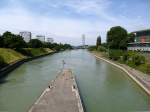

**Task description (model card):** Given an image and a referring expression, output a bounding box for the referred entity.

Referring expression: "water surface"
[0,50,150,112]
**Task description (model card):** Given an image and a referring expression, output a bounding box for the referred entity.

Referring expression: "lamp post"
[62,60,66,70]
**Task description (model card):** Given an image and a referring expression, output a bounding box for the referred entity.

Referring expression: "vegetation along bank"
[89,26,150,75]
[89,26,150,95]
[0,31,72,77]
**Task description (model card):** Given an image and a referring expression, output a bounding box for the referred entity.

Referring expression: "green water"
[0,50,150,112]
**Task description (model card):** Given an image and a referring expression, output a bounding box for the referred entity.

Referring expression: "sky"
[0,0,150,45]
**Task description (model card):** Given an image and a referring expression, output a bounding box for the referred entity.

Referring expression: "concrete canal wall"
[28,69,84,112]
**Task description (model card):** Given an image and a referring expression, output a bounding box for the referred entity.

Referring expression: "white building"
[36,35,45,42]
[46,38,54,43]
[19,31,32,43]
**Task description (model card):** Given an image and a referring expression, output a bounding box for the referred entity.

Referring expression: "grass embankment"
[136,58,150,74]
[18,48,53,57]
[92,50,150,75]
[27,48,53,56]
[0,48,26,64]
[0,48,53,68]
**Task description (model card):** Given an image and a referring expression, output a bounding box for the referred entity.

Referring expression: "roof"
[131,29,150,33]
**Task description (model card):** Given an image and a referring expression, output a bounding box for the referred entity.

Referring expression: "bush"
[88,46,97,51]
[16,48,48,57]
[124,51,145,66]
[15,48,32,56]
[97,46,107,52]
[122,53,129,62]
[108,50,145,66]
[132,54,145,66]
[108,49,124,60]
[101,43,108,48]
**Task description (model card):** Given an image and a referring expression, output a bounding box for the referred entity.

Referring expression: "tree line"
[0,31,72,51]
[95,26,135,50]
[88,26,147,69]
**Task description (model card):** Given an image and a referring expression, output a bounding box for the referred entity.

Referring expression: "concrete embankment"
[28,69,84,112]
[93,53,150,95]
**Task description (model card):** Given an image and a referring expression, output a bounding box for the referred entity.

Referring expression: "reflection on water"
[0,50,150,112]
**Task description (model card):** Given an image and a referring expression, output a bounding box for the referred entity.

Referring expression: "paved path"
[29,69,84,112]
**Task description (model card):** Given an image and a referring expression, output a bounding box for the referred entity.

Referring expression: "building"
[36,35,45,42]
[46,38,54,43]
[19,31,32,43]
[128,29,150,52]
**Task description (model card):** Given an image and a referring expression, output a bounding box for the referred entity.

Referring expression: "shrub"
[88,46,96,51]
[122,53,129,62]
[108,49,124,60]
[132,54,145,66]
[15,48,32,56]
[16,48,48,57]
[97,46,107,52]
[125,51,145,66]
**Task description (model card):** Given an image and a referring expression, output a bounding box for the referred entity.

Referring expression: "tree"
[96,36,101,49]
[128,33,135,43]
[62,44,72,49]
[0,35,4,47]
[2,31,27,48]
[2,31,12,38]
[28,39,43,48]
[42,42,72,51]
[101,43,107,48]
[107,26,128,50]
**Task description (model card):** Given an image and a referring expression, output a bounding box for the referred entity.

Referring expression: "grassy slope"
[0,48,26,64]
[0,48,53,65]
[23,48,53,56]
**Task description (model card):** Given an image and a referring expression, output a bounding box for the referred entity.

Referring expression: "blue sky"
[0,0,150,45]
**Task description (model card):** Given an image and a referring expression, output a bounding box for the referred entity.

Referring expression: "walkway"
[28,69,84,112]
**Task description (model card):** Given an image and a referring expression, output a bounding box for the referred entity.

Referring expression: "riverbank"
[28,69,84,112]
[0,48,53,64]
[0,48,55,78]
[92,51,150,95]
[0,48,26,64]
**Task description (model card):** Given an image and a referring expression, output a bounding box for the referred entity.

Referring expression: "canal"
[0,50,150,112]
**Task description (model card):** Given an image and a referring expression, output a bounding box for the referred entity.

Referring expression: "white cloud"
[0,6,101,45]
[0,0,149,45]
